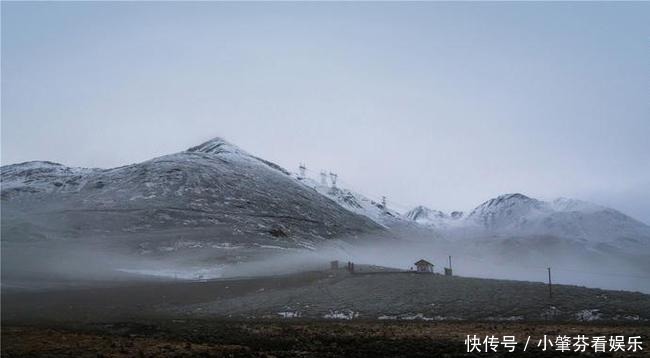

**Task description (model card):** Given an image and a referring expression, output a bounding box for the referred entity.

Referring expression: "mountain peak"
[474,193,536,210]
[408,206,446,219]
[494,193,532,201]
[404,206,448,226]
[186,137,244,155]
[467,193,544,224]
[184,137,292,175]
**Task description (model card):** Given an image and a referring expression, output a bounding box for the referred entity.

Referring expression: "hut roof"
[414,259,434,266]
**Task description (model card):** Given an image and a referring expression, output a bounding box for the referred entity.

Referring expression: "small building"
[330,260,339,270]
[414,259,434,273]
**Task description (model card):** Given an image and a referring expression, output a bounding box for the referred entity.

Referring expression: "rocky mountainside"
[1,138,385,254]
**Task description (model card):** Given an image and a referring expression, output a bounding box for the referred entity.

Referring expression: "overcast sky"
[2,2,649,223]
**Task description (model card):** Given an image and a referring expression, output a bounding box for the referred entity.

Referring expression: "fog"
[4,230,648,294]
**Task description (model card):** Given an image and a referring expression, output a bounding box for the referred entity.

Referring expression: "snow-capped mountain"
[406,193,650,246]
[1,138,385,253]
[404,206,464,229]
[465,193,549,230]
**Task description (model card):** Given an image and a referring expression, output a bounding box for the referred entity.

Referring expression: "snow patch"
[211,243,244,250]
[576,309,602,321]
[379,313,462,321]
[277,311,301,318]
[541,306,561,320]
[323,310,359,320]
[116,266,224,280]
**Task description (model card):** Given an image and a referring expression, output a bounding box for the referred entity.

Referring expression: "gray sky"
[2,2,649,223]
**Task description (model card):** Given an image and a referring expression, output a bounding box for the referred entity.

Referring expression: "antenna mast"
[329,172,338,188]
[298,163,306,178]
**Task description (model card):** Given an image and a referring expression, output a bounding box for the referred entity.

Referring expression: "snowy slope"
[293,175,404,228]
[1,161,98,195]
[1,138,385,253]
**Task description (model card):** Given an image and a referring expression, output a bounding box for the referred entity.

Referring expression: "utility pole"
[445,255,453,276]
[320,171,327,186]
[547,267,553,299]
[298,163,306,178]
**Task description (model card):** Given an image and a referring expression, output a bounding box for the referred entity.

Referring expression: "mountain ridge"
[405,192,650,246]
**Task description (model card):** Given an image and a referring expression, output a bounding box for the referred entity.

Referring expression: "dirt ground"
[3,271,650,357]
[3,320,650,357]
[3,271,649,323]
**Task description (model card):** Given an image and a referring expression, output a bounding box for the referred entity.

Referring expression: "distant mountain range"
[2,137,649,255]
[287,168,650,249]
[404,193,650,248]
[3,136,650,289]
